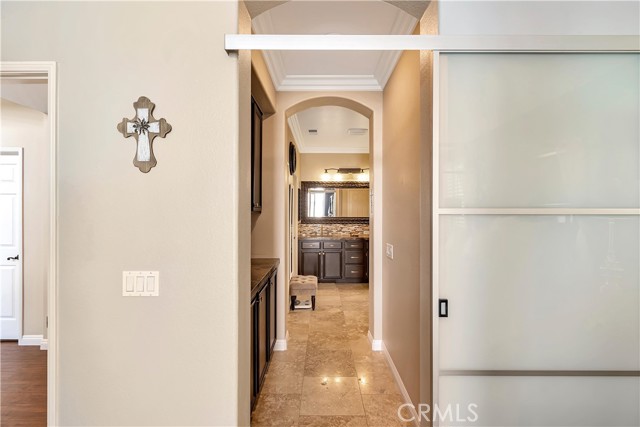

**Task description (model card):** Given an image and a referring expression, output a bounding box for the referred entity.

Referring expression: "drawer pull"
[351,270,358,274]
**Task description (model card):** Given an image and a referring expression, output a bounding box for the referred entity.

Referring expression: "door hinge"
[46,316,48,328]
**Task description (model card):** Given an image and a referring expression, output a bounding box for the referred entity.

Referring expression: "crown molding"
[252,13,286,89]
[278,74,382,91]
[287,114,307,152]
[252,5,418,91]
[374,9,418,89]
[299,146,370,154]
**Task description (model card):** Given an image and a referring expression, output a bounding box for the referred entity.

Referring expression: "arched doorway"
[279,95,382,352]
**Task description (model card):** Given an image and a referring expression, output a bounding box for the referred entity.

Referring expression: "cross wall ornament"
[117,96,172,173]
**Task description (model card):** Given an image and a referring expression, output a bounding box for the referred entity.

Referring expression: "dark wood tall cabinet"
[251,98,263,212]
[250,260,278,411]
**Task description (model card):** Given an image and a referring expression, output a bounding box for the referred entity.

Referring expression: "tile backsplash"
[298,223,369,237]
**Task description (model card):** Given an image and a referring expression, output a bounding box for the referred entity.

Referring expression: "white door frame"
[1,61,58,427]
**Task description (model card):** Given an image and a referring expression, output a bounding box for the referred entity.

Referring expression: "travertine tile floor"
[251,283,411,427]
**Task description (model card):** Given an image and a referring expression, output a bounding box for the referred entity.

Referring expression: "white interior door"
[0,148,23,340]
[434,53,640,426]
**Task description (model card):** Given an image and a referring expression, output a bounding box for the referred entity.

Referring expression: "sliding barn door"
[433,53,640,426]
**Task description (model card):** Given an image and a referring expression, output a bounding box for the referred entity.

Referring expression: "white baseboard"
[18,334,43,347]
[40,339,48,350]
[367,330,382,351]
[274,330,289,351]
[381,341,420,427]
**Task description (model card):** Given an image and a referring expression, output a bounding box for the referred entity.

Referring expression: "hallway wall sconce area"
[320,167,369,182]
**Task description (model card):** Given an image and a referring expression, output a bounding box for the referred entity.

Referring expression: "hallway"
[251,283,409,427]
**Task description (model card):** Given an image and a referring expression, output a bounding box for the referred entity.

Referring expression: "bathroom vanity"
[298,237,368,283]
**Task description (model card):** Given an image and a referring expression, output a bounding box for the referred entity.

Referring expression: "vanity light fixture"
[320,167,369,182]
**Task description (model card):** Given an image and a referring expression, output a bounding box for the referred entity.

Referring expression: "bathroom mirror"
[300,181,369,224]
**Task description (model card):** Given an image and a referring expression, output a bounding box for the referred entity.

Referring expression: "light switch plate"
[123,271,159,296]
[385,243,394,260]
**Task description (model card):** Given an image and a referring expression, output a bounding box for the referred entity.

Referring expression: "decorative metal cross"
[117,96,172,173]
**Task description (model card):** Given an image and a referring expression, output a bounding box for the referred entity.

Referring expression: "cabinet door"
[257,287,268,385]
[322,250,343,280]
[268,274,276,358]
[300,250,320,277]
[250,298,257,409]
[251,98,263,212]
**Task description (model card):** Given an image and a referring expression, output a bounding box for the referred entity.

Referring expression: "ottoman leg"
[311,295,316,311]
[290,295,296,311]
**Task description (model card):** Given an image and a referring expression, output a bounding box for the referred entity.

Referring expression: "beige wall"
[2,2,248,425]
[382,46,421,404]
[237,2,252,425]
[0,98,49,338]
[299,153,369,182]
[251,50,276,115]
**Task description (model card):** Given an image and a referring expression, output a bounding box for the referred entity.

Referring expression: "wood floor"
[251,283,411,427]
[1,341,47,427]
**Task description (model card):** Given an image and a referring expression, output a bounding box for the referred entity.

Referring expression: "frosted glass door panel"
[439,53,640,208]
[439,215,639,370]
[439,376,640,427]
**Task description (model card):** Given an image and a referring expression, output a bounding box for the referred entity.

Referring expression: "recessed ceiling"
[289,106,369,153]
[252,1,418,91]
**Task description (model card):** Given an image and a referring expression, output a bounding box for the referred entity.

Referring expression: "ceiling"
[1,79,48,114]
[252,1,419,91]
[289,106,369,153]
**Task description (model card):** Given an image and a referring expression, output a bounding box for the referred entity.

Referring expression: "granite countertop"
[251,258,279,300]
[298,235,369,240]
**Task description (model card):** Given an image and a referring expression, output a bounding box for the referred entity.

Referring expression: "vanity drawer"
[322,241,342,249]
[344,265,365,279]
[345,250,365,264]
[345,240,364,249]
[301,241,321,249]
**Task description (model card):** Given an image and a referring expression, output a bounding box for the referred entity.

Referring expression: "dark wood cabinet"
[251,98,263,212]
[322,250,343,280]
[298,239,368,283]
[250,261,277,411]
[250,297,256,409]
[257,286,268,384]
[300,250,320,277]
[268,276,276,353]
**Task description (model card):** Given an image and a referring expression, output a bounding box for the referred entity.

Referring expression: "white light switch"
[123,271,159,296]
[125,276,134,292]
[146,276,155,292]
[385,243,394,260]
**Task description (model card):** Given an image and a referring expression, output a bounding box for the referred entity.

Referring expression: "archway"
[279,95,382,352]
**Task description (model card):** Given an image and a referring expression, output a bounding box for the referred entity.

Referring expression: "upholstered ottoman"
[289,275,318,311]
